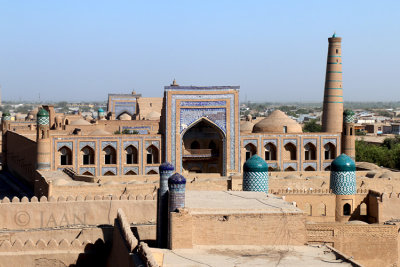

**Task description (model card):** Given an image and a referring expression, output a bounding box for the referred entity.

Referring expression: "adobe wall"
[0,195,156,230]
[307,223,399,267]
[5,131,37,186]
[368,191,400,223]
[169,209,307,249]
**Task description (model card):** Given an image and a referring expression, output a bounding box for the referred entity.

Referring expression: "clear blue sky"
[0,0,399,102]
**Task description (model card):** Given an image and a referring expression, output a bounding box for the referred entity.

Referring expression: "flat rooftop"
[159,245,354,266]
[185,191,303,215]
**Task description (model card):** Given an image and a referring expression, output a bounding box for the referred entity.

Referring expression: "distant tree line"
[356,136,400,169]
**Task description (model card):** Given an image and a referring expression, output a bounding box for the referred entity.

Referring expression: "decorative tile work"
[330,171,356,195]
[303,139,317,147]
[268,163,278,168]
[123,141,139,149]
[263,139,277,146]
[169,93,236,173]
[145,140,160,149]
[283,139,297,146]
[283,162,297,170]
[344,114,355,123]
[323,162,332,170]
[180,101,227,107]
[79,141,96,150]
[323,138,337,146]
[37,116,49,125]
[303,162,317,170]
[80,167,95,175]
[102,167,117,175]
[145,166,159,174]
[243,171,268,193]
[180,108,226,134]
[114,101,136,118]
[243,139,258,147]
[101,141,117,150]
[56,142,73,151]
[123,166,139,174]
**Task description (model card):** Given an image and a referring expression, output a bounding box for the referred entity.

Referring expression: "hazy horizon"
[1,1,399,102]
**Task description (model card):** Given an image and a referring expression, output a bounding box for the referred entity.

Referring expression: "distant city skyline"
[0,1,399,102]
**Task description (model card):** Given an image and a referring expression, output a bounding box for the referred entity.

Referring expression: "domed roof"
[98,108,104,113]
[119,113,132,120]
[240,121,254,133]
[2,111,11,117]
[27,114,34,120]
[70,118,91,126]
[159,162,174,172]
[85,115,94,121]
[89,129,111,136]
[331,154,356,172]
[147,111,161,120]
[253,110,302,133]
[243,155,268,172]
[168,173,186,185]
[37,109,49,117]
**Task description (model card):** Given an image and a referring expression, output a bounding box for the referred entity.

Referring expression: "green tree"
[303,120,322,132]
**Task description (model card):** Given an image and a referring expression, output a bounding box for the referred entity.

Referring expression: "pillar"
[342,109,356,160]
[36,108,51,171]
[168,173,186,212]
[242,155,269,193]
[322,33,343,133]
[329,154,356,222]
[157,162,174,248]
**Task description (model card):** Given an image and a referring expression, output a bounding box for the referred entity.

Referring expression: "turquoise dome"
[331,154,356,172]
[343,109,355,116]
[243,155,268,172]
[98,108,104,112]
[37,108,49,117]
[2,111,10,117]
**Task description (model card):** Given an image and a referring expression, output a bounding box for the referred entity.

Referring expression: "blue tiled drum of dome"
[168,173,187,212]
[329,154,356,195]
[243,155,269,193]
[37,109,49,125]
[159,162,174,195]
[343,109,355,123]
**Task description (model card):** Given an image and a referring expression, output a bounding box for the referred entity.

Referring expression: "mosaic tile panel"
[323,162,332,170]
[283,139,297,146]
[243,139,258,147]
[145,141,160,149]
[268,163,278,168]
[323,138,337,146]
[123,141,139,149]
[303,139,317,147]
[38,116,49,125]
[330,171,356,195]
[56,142,73,151]
[80,167,95,175]
[180,101,226,107]
[145,166,159,174]
[283,162,297,171]
[263,139,277,147]
[102,167,117,175]
[101,141,117,150]
[180,108,226,134]
[124,166,139,174]
[79,141,96,150]
[303,162,317,170]
[243,171,268,193]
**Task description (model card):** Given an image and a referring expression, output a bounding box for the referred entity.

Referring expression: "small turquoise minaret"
[330,154,356,222]
[168,173,186,212]
[243,155,269,193]
[98,108,105,119]
[157,162,174,248]
[329,154,356,195]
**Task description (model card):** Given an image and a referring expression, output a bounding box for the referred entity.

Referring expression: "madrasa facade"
[2,34,353,181]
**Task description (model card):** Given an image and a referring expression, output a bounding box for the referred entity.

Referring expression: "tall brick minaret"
[322,33,343,133]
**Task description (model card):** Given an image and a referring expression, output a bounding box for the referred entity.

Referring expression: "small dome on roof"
[89,128,111,136]
[253,110,302,133]
[331,154,356,172]
[147,111,161,120]
[159,162,174,172]
[37,109,49,117]
[243,155,268,172]
[119,113,132,120]
[2,111,11,117]
[85,115,94,121]
[240,121,254,133]
[27,114,34,120]
[168,173,186,185]
[98,108,104,113]
[70,119,91,126]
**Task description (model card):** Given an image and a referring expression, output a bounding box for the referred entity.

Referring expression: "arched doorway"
[182,119,225,175]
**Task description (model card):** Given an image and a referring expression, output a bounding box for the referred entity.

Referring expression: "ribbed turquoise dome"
[37,109,49,117]
[343,109,355,116]
[98,108,104,112]
[331,154,356,172]
[243,155,268,172]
